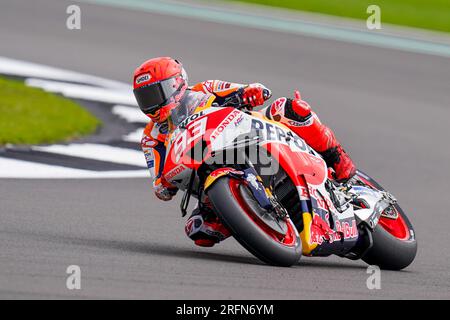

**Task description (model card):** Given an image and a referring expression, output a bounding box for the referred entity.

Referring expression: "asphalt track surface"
[1,0,450,299]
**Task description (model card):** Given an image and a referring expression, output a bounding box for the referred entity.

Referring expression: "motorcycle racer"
[133,57,356,247]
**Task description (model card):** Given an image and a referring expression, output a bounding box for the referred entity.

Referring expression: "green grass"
[0,77,101,146]
[226,0,450,33]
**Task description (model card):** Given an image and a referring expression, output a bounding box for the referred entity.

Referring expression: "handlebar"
[217,88,272,109]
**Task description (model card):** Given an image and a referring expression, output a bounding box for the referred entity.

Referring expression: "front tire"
[207,177,302,267]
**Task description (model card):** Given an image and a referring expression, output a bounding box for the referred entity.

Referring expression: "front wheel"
[207,177,302,267]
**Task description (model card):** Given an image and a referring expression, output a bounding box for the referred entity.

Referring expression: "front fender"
[204,168,244,192]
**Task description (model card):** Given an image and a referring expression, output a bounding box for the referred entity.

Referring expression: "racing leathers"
[141,80,356,247]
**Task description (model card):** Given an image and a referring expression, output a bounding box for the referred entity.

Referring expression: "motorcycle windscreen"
[171,91,205,127]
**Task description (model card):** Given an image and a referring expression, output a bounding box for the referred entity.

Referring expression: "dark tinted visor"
[133,77,179,114]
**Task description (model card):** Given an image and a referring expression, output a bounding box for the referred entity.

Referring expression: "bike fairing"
[164,105,358,255]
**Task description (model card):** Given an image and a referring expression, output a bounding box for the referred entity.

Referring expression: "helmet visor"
[133,77,180,115]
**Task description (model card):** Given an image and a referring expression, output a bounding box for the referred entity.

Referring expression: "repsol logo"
[250,119,310,152]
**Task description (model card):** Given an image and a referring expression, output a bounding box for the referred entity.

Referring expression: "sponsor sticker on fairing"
[165,165,186,180]
[136,73,151,85]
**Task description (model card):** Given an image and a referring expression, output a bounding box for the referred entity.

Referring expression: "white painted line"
[25,78,137,106]
[123,128,144,143]
[0,157,149,179]
[33,143,147,167]
[0,56,128,90]
[112,105,148,123]
[0,57,149,179]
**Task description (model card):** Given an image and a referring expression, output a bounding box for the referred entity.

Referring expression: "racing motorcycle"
[162,90,417,270]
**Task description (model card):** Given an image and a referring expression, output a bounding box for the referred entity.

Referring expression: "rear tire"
[357,171,417,270]
[207,177,302,267]
[362,217,417,270]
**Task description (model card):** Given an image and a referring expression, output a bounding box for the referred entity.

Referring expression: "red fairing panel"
[165,108,234,173]
[264,143,328,187]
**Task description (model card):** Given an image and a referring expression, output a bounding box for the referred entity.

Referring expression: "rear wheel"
[207,177,302,267]
[357,171,417,270]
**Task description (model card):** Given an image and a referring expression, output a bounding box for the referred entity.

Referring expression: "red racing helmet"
[133,57,188,123]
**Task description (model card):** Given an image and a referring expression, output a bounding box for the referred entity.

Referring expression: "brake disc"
[239,185,288,235]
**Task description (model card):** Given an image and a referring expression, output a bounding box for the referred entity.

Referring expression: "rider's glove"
[242,83,270,108]
[154,179,178,201]
[291,90,312,118]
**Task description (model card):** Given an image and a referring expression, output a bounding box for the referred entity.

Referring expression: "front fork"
[202,164,288,222]
[240,156,289,220]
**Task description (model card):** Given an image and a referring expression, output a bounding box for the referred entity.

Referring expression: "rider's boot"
[185,207,231,247]
[265,91,356,182]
